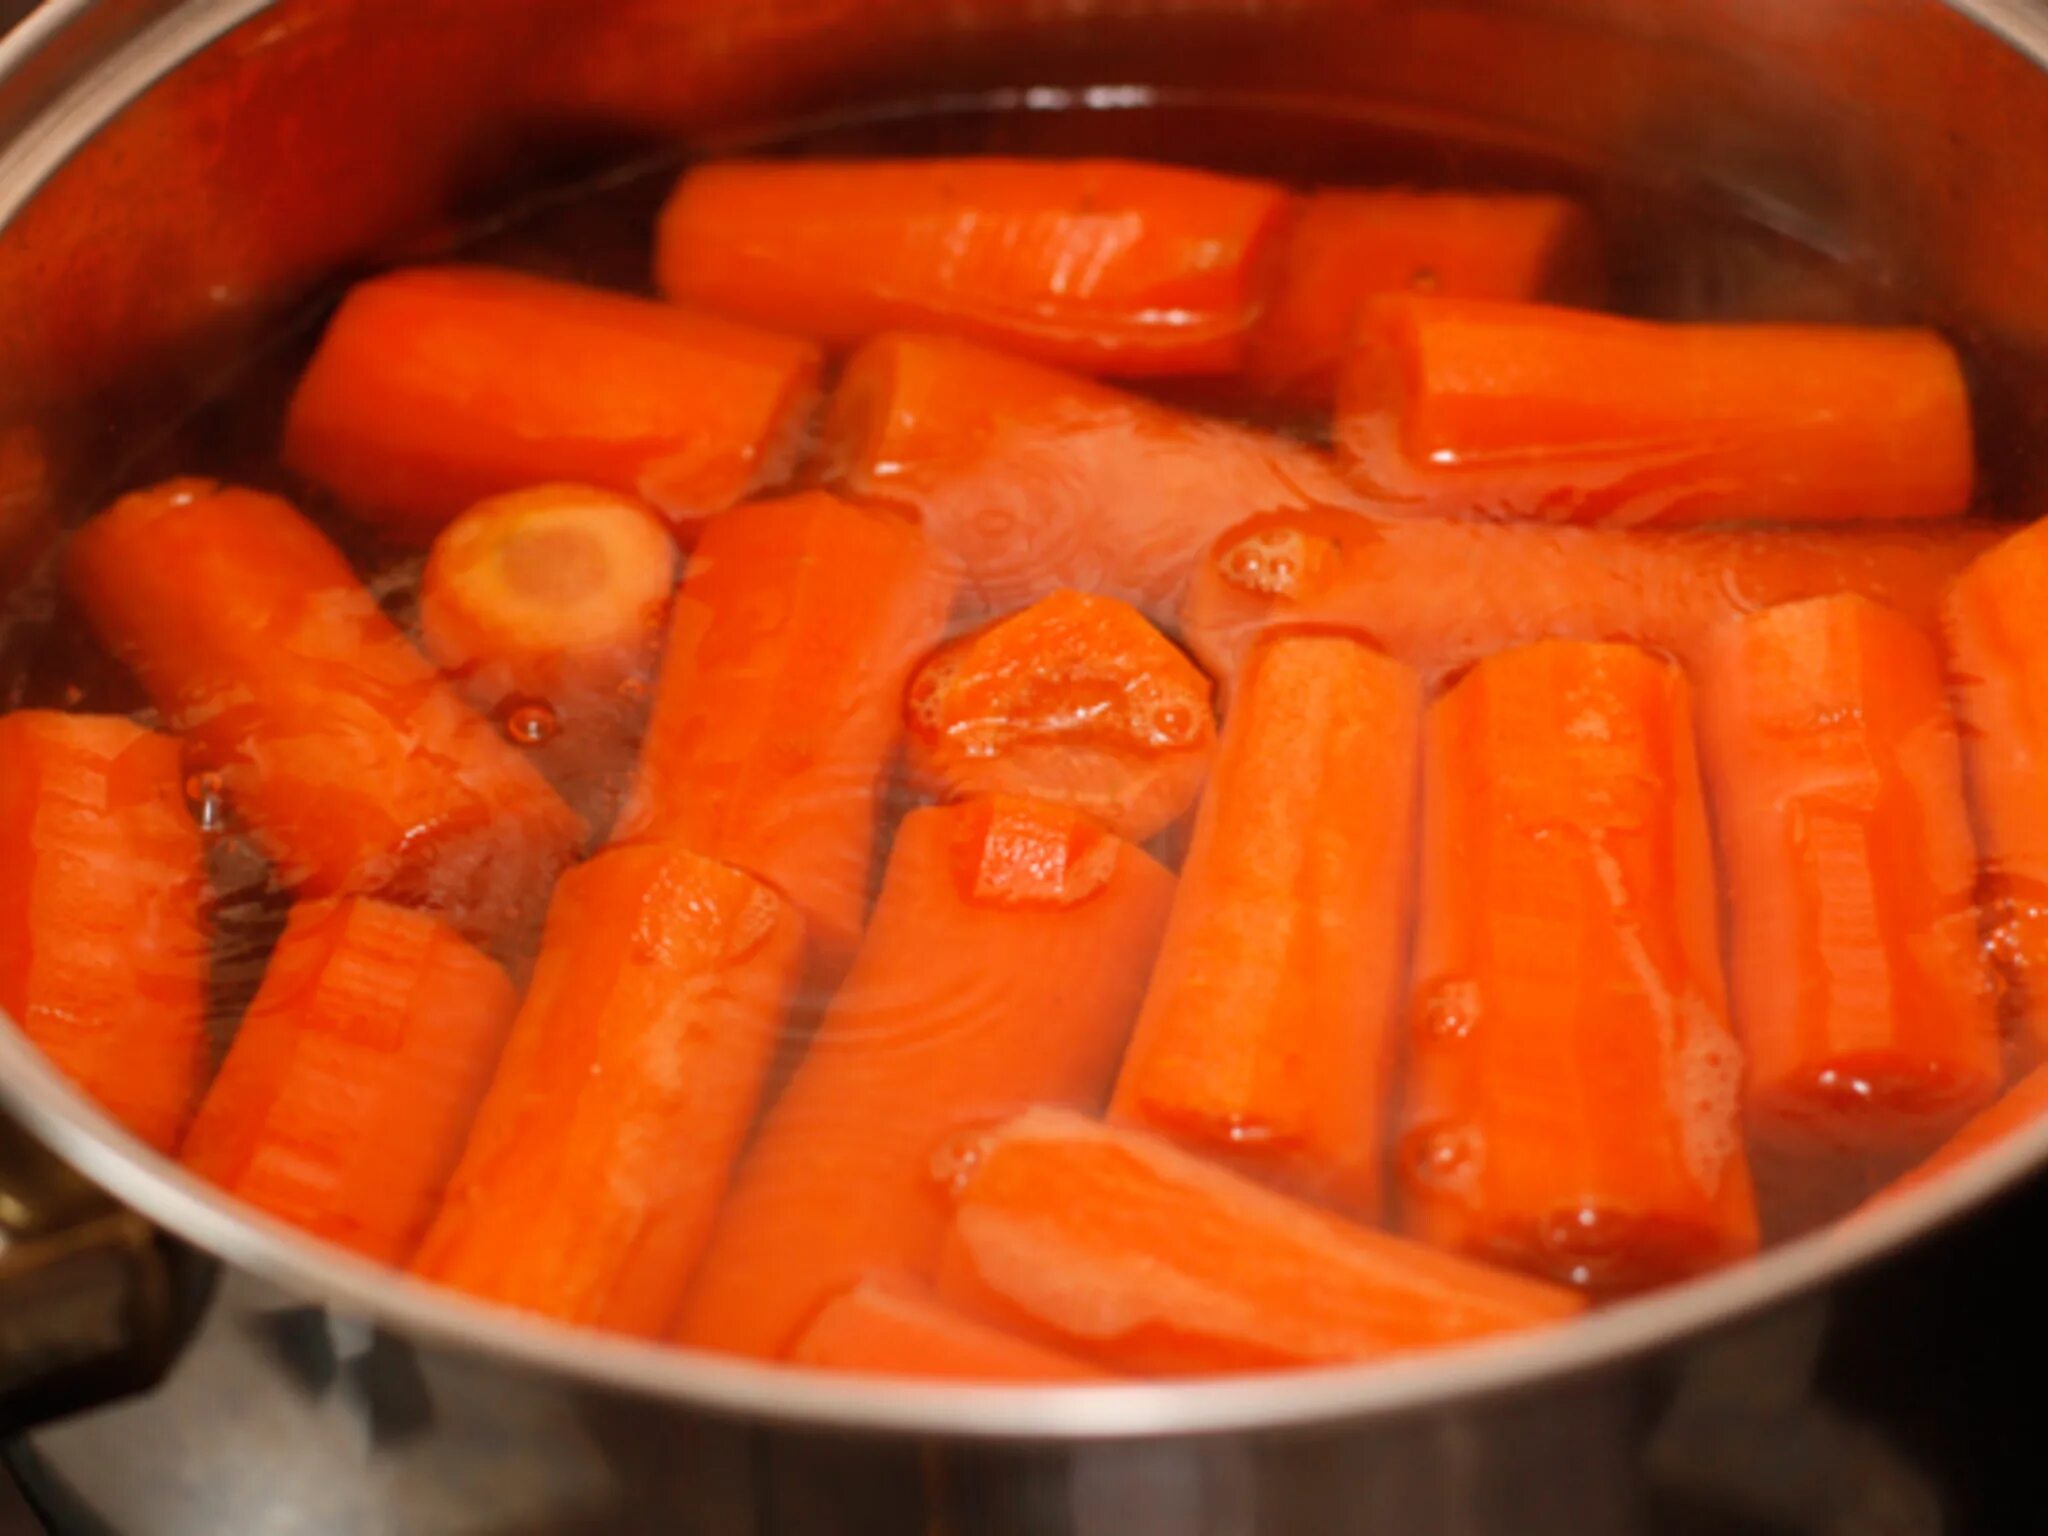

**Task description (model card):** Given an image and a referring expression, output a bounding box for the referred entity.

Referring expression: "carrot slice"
[656,158,1290,376]
[614,490,951,968]
[412,842,802,1335]
[787,1277,1112,1383]
[181,897,517,1263]
[1870,1063,2048,1206]
[1400,640,1759,1293]
[1697,595,1999,1152]
[932,1108,1585,1376]
[822,331,1365,612]
[0,711,207,1152]
[1336,296,1974,525]
[905,590,1216,843]
[282,266,822,539]
[65,479,586,943]
[1246,192,1600,405]
[1109,634,1420,1214]
[675,796,1175,1359]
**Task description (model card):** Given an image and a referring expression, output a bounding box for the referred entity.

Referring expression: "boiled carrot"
[412,842,802,1335]
[675,795,1175,1359]
[787,1277,1112,1383]
[1870,1063,2048,1206]
[180,897,517,1263]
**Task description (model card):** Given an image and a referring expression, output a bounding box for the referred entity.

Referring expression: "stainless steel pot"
[0,1,2046,1530]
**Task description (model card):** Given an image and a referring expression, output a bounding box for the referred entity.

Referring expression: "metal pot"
[0,1,2046,1530]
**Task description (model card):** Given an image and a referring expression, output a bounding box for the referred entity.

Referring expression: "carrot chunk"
[1871,1063,2048,1205]
[0,712,207,1152]
[1400,640,1759,1293]
[656,158,1290,376]
[1336,296,1974,525]
[412,842,802,1335]
[615,491,951,967]
[787,1277,1112,1383]
[282,266,821,539]
[1697,595,1999,1151]
[181,897,517,1263]
[675,796,1175,1359]
[1109,635,1420,1213]
[933,1108,1585,1376]
[65,479,586,943]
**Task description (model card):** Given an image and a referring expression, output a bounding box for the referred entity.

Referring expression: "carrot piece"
[675,796,1175,1359]
[787,1277,1113,1383]
[282,266,822,539]
[905,590,1216,843]
[1246,192,1600,405]
[1336,295,1974,525]
[1871,1063,2048,1206]
[1109,635,1420,1214]
[932,1108,1585,1376]
[1400,640,1759,1293]
[0,711,207,1152]
[1697,595,1999,1152]
[656,158,1290,377]
[614,490,951,967]
[180,897,517,1263]
[821,331,1365,612]
[65,479,586,943]
[411,842,802,1335]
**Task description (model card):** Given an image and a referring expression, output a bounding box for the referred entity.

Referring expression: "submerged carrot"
[181,897,517,1263]
[1698,595,1999,1152]
[615,491,951,966]
[656,158,1290,376]
[1109,635,1421,1214]
[1400,641,1759,1293]
[1336,295,1974,525]
[788,1277,1112,1383]
[1872,1063,2048,1206]
[412,842,802,1335]
[282,266,821,538]
[0,712,207,1152]
[934,1108,1585,1376]
[905,590,1216,842]
[65,480,586,943]
[675,796,1175,1359]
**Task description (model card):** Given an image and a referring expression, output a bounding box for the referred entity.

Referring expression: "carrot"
[1400,640,1759,1293]
[821,331,1365,612]
[1336,295,1974,525]
[0,424,55,591]
[932,1108,1585,1376]
[65,479,586,943]
[787,1277,1112,1383]
[1109,634,1420,1214]
[1870,1063,2048,1206]
[1246,192,1600,405]
[282,266,822,540]
[180,897,517,1263]
[0,711,207,1152]
[675,795,1175,1359]
[1697,595,1999,1152]
[412,842,802,1335]
[614,491,951,967]
[655,158,1290,377]
[905,590,1216,843]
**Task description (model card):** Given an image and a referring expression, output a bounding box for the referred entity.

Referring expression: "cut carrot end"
[787,1278,1113,1382]
[950,795,1119,911]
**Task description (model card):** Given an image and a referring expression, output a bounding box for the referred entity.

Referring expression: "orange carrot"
[787,1277,1112,1383]
[614,490,951,966]
[656,158,1290,377]
[1109,634,1420,1214]
[65,479,586,943]
[1697,595,1999,1152]
[675,796,1175,1359]
[1871,1063,2048,1206]
[0,711,207,1152]
[1400,640,1759,1293]
[282,266,822,539]
[905,590,1216,843]
[412,842,802,1334]
[1336,295,1974,525]
[0,424,55,591]
[1246,192,1599,405]
[181,897,517,1263]
[933,1108,1585,1376]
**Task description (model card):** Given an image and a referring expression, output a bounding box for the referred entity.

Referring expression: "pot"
[0,1,2045,1530]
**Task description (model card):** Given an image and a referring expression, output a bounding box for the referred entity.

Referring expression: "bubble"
[1405,1123,1483,1191]
[929,1128,989,1195]
[503,700,560,746]
[182,772,228,835]
[1416,978,1481,1042]
[1215,526,1333,600]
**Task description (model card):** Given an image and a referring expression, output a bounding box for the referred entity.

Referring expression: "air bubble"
[1405,1123,1483,1191]
[1416,978,1481,1042]
[503,700,560,746]
[182,772,228,835]
[1216,526,1332,600]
